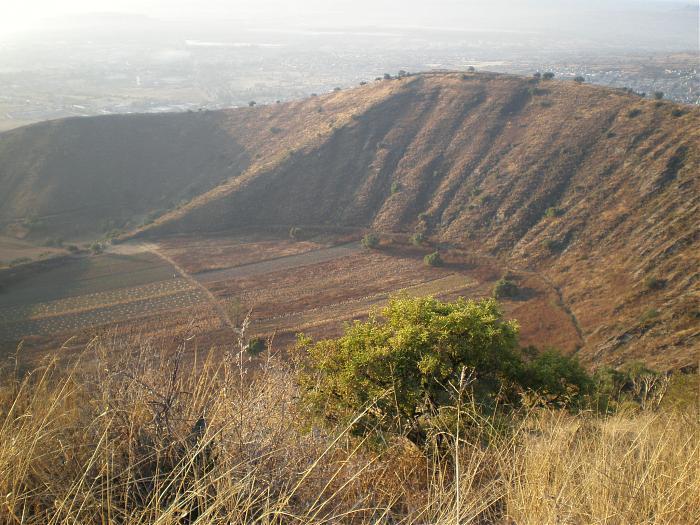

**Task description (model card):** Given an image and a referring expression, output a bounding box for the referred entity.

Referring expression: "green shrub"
[573,76,585,83]
[295,297,522,441]
[542,238,564,252]
[544,207,563,218]
[248,101,256,107]
[289,226,304,241]
[533,72,542,80]
[521,350,592,407]
[653,91,664,100]
[671,108,685,117]
[424,251,443,267]
[542,72,555,80]
[640,308,660,323]
[246,337,267,356]
[644,276,666,291]
[361,233,380,249]
[296,296,594,442]
[390,181,401,194]
[89,242,104,255]
[628,108,642,118]
[66,244,80,254]
[410,232,425,246]
[493,278,519,299]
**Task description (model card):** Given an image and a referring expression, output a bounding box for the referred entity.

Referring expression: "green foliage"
[671,108,685,118]
[296,296,597,443]
[521,350,592,407]
[295,297,522,441]
[89,242,104,255]
[544,207,563,218]
[592,362,670,413]
[628,108,642,118]
[493,278,519,299]
[424,251,443,267]
[246,337,267,356]
[542,72,555,80]
[361,233,380,249]
[289,226,305,241]
[653,91,664,100]
[533,72,542,79]
[410,232,425,246]
[542,238,564,252]
[644,276,666,291]
[383,73,392,80]
[573,76,585,83]
[248,101,256,107]
[66,245,80,254]
[390,181,401,194]
[640,308,660,323]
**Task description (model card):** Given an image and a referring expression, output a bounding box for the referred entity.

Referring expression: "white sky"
[0,0,693,35]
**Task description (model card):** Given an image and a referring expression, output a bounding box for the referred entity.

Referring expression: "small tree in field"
[295,297,522,441]
[361,233,380,249]
[543,72,555,80]
[424,251,443,267]
[653,91,664,100]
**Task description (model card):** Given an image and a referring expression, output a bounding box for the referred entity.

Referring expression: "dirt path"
[125,244,238,335]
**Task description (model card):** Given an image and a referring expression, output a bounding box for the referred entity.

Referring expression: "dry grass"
[0,337,698,524]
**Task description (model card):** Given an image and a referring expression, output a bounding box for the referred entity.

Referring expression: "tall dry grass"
[0,336,697,524]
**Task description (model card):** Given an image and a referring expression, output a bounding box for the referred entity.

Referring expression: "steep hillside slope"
[1,72,697,367]
[135,73,699,367]
[0,112,249,239]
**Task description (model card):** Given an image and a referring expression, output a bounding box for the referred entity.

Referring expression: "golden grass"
[0,337,697,524]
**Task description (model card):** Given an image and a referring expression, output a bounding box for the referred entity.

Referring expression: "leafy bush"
[493,278,519,299]
[542,72,555,80]
[361,233,380,249]
[628,108,642,118]
[296,296,595,442]
[424,251,443,267]
[390,181,401,194]
[644,276,666,291]
[89,242,104,255]
[573,76,585,83]
[671,108,685,117]
[544,206,563,218]
[410,232,425,246]
[246,337,267,356]
[295,297,522,441]
[533,72,541,79]
[289,226,305,241]
[653,91,664,100]
[521,350,592,407]
[542,238,564,252]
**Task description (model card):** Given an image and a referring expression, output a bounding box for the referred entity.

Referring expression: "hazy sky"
[2,0,695,33]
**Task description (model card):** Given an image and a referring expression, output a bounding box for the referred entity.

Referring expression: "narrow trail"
[109,242,236,336]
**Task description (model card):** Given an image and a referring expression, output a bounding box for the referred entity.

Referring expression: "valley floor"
[0,229,580,363]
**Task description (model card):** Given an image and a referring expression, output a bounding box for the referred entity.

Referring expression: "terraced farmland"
[0,253,206,342]
[0,232,583,357]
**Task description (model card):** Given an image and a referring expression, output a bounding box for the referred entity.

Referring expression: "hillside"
[0,111,248,239]
[1,72,698,367]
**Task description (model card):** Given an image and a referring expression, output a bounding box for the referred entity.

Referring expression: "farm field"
[0,231,582,360]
